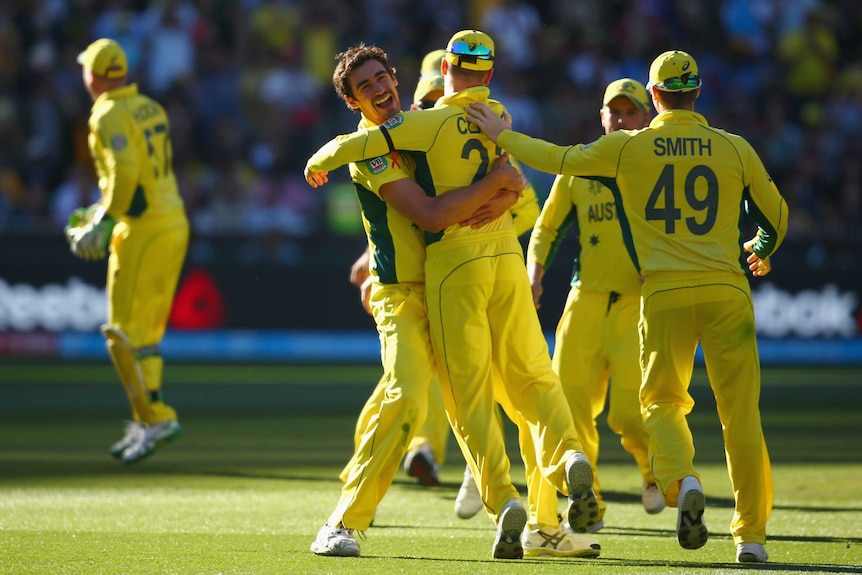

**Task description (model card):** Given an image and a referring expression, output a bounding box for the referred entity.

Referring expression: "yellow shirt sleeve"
[90,108,141,218]
[527,174,571,269]
[738,136,788,257]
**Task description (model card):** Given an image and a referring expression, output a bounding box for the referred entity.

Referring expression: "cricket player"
[527,78,665,531]
[67,38,188,463]
[466,50,787,564]
[404,48,543,492]
[306,30,602,560]
[344,48,545,496]
[308,43,528,558]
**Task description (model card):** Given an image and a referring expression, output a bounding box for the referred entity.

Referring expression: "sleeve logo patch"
[381,114,403,130]
[111,134,128,151]
[367,156,388,174]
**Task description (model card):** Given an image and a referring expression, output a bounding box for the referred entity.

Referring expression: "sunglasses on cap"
[416,100,436,110]
[448,41,494,60]
[652,74,701,91]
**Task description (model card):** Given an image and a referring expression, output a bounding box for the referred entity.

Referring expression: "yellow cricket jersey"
[498,109,788,276]
[307,86,516,245]
[528,175,641,295]
[87,84,184,221]
[350,116,426,284]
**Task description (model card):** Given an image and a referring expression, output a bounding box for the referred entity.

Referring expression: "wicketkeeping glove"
[65,204,116,261]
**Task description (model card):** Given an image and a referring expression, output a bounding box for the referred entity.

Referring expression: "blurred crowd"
[1,0,861,256]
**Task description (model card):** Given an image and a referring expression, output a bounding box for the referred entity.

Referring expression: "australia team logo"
[367,156,388,174]
[382,114,404,130]
[111,134,127,151]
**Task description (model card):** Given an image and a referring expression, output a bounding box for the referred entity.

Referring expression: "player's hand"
[304,165,329,188]
[350,248,371,288]
[491,154,526,194]
[743,239,771,277]
[527,263,544,309]
[460,190,520,229]
[359,275,373,315]
[65,204,115,261]
[66,218,115,260]
[465,104,512,143]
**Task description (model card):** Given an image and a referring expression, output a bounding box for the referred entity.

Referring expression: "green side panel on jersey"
[546,204,578,276]
[411,153,444,246]
[743,187,780,257]
[126,184,148,217]
[587,175,641,275]
[355,183,398,284]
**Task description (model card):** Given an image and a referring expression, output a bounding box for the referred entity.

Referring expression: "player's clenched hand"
[359,275,373,315]
[350,249,371,288]
[65,204,115,261]
[465,104,512,143]
[304,165,329,188]
[528,262,544,309]
[743,239,771,277]
[460,190,520,229]
[491,153,526,194]
[66,219,115,260]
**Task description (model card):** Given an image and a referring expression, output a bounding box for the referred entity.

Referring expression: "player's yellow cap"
[77,38,128,79]
[414,73,444,105]
[648,50,700,92]
[420,49,446,76]
[444,30,495,72]
[602,78,650,111]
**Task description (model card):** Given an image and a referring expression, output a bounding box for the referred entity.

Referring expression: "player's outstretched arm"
[304,165,329,188]
[465,103,512,143]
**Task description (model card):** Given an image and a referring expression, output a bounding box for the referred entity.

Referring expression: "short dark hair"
[332,43,396,104]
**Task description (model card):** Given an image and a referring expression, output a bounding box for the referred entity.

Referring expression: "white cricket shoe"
[492,499,527,559]
[121,420,182,464]
[677,476,708,550]
[564,453,600,533]
[642,482,666,514]
[310,523,361,557]
[110,421,145,459]
[523,525,601,558]
[454,464,483,519]
[402,442,440,486]
[737,542,768,563]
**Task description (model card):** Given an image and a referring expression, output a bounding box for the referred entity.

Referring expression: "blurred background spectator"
[1,0,860,272]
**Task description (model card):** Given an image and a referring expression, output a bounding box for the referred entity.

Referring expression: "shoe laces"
[333,523,366,541]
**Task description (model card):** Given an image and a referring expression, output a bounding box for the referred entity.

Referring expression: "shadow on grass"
[345,553,862,573]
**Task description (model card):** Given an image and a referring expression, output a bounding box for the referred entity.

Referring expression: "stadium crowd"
[0,0,860,257]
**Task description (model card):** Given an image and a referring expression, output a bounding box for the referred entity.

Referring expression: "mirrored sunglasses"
[653,74,701,91]
[448,40,494,60]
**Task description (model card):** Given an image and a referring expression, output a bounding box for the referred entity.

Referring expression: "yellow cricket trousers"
[341,372,449,483]
[640,271,773,545]
[107,212,188,422]
[425,230,583,521]
[332,282,436,530]
[543,287,653,519]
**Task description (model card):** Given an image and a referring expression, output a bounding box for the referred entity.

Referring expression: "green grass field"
[1,363,861,574]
